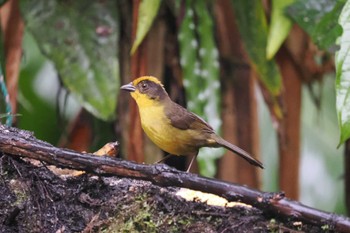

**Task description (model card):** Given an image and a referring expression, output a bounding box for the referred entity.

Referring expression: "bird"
[121,76,263,172]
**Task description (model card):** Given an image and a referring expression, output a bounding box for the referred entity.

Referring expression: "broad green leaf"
[178,0,222,177]
[130,0,161,54]
[336,0,350,146]
[287,0,345,52]
[20,1,120,121]
[266,0,295,59]
[231,0,282,118]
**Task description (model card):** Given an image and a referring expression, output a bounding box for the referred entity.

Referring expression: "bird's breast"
[138,104,199,155]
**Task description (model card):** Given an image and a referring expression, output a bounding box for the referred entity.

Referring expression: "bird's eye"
[141,82,148,89]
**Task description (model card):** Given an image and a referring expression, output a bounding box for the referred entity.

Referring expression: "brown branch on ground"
[0,125,349,232]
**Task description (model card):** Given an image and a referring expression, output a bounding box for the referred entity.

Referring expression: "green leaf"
[178,0,222,177]
[20,1,120,121]
[231,0,282,116]
[336,0,350,146]
[266,0,295,59]
[287,0,345,52]
[130,0,161,54]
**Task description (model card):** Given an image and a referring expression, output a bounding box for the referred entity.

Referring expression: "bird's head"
[121,76,169,105]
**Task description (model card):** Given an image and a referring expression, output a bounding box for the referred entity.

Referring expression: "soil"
[0,155,328,232]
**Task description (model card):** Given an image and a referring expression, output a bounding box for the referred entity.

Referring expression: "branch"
[0,125,349,232]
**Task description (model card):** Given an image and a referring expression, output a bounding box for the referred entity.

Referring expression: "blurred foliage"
[1,0,347,215]
[231,0,282,96]
[18,32,63,143]
[287,0,345,52]
[178,0,222,177]
[0,66,12,125]
[260,77,345,214]
[20,0,120,121]
[130,0,161,54]
[266,0,295,59]
[231,0,283,119]
[300,77,345,214]
[335,0,350,146]
[0,24,12,126]
[0,0,6,7]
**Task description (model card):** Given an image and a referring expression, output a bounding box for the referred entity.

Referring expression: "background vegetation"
[0,0,348,215]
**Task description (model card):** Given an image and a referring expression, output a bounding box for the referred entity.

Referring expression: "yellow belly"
[138,104,198,155]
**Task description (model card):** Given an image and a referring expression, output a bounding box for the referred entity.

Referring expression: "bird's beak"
[120,82,136,92]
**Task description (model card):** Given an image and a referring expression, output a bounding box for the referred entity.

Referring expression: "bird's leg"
[155,154,174,163]
[186,153,198,172]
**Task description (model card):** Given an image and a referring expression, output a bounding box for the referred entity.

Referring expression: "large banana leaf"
[287,0,345,52]
[20,1,120,121]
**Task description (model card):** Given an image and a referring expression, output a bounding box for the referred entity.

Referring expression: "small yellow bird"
[121,76,263,171]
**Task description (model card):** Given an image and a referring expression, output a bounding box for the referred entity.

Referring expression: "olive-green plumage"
[121,76,263,171]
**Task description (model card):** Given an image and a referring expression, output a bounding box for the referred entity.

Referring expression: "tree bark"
[0,125,349,232]
[277,47,302,200]
[215,0,260,187]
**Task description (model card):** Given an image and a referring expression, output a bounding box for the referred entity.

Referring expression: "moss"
[321,224,330,231]
[103,193,195,232]
[9,179,29,207]
[0,158,331,232]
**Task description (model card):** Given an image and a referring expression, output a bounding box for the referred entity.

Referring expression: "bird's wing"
[165,101,213,132]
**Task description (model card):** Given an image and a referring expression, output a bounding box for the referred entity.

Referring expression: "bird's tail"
[214,136,264,169]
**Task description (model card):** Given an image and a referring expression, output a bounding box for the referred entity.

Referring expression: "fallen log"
[0,124,349,232]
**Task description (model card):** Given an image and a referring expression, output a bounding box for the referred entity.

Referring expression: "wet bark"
[0,125,349,232]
